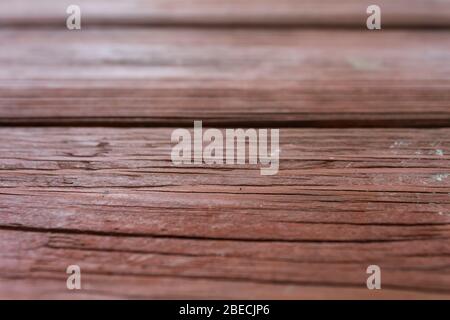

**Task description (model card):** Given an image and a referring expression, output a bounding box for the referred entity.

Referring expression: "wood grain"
[1,29,449,127]
[1,127,449,299]
[1,0,450,28]
[2,0,450,300]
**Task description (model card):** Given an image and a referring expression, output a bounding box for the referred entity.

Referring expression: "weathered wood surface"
[1,127,449,299]
[1,0,450,300]
[1,29,450,126]
[1,0,450,27]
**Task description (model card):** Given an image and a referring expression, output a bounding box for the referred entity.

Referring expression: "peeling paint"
[347,57,382,71]
[433,174,449,182]
[390,140,410,149]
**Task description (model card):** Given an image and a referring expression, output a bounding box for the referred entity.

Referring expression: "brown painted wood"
[1,127,449,299]
[2,0,450,28]
[1,29,450,127]
[2,2,450,299]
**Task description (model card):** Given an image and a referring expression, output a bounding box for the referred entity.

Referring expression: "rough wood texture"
[1,29,450,127]
[1,128,449,299]
[1,0,450,27]
[2,0,450,300]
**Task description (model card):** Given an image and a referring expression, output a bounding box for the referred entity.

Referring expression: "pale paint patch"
[347,57,382,71]
[433,174,449,182]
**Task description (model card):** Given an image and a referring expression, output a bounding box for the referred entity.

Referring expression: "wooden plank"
[1,0,450,27]
[1,229,450,299]
[1,127,449,298]
[1,29,450,127]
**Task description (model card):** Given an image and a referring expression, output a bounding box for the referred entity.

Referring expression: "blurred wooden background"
[2,0,450,27]
[0,0,449,299]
